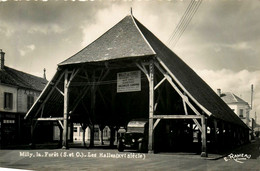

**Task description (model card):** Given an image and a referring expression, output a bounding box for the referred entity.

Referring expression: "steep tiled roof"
[0,66,47,91]
[26,15,248,128]
[59,15,155,65]
[221,92,249,105]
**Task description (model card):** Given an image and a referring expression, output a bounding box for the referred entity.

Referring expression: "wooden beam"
[58,120,64,130]
[153,115,203,119]
[36,117,64,121]
[30,120,38,148]
[67,69,80,87]
[136,63,150,81]
[183,98,202,132]
[70,86,90,115]
[153,119,161,129]
[148,60,154,153]
[154,62,202,116]
[40,103,45,118]
[156,57,211,116]
[201,115,207,157]
[154,77,166,90]
[55,87,64,96]
[89,71,96,148]
[33,71,65,119]
[62,69,69,149]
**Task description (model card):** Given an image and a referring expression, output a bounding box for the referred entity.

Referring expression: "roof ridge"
[230,92,238,102]
[5,66,46,81]
[232,93,248,104]
[131,15,156,55]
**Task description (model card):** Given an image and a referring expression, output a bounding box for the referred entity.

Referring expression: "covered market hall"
[25,14,249,157]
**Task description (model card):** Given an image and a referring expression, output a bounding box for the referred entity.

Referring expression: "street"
[1,139,259,171]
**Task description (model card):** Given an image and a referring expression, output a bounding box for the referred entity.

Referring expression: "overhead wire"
[167,0,195,44]
[171,0,202,48]
[167,0,202,48]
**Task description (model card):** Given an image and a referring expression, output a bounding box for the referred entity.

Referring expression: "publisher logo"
[224,153,251,163]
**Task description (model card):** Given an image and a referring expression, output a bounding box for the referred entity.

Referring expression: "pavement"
[0,138,259,171]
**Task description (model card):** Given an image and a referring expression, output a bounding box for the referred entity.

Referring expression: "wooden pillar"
[62,70,69,149]
[99,125,105,145]
[70,122,73,142]
[58,126,63,147]
[82,126,87,147]
[201,116,207,157]
[109,126,115,147]
[17,114,21,143]
[89,124,94,147]
[30,120,37,148]
[213,119,218,152]
[226,123,234,148]
[148,60,154,153]
[89,71,96,148]
[219,121,224,149]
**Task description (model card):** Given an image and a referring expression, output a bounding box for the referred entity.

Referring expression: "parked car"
[117,119,148,153]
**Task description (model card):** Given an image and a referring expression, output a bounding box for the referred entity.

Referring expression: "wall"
[17,89,40,113]
[228,103,251,127]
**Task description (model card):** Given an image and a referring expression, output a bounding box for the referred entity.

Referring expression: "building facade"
[0,49,47,146]
[218,89,251,128]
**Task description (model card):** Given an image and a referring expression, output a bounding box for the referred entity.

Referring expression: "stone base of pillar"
[148,150,154,154]
[62,146,68,150]
[201,152,208,157]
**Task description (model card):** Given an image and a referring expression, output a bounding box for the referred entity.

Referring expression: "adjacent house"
[218,89,251,128]
[0,49,47,146]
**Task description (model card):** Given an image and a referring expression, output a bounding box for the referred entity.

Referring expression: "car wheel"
[117,141,124,152]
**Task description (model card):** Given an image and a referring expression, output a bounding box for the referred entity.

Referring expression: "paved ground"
[1,139,259,171]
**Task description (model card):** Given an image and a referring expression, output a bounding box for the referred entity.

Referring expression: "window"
[239,109,244,118]
[27,95,34,110]
[4,92,13,110]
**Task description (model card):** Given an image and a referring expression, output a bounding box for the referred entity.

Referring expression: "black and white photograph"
[0,0,259,170]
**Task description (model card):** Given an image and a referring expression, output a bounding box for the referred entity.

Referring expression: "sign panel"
[117,71,141,93]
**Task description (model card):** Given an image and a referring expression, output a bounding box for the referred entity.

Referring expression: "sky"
[0,0,259,124]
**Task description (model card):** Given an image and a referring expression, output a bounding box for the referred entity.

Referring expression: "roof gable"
[221,92,249,105]
[59,15,155,66]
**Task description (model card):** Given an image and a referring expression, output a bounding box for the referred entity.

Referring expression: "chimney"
[0,49,5,70]
[251,84,254,109]
[217,89,221,97]
[43,68,46,80]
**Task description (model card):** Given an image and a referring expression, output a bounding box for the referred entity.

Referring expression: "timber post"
[81,123,87,147]
[89,71,96,148]
[148,60,154,153]
[213,119,218,152]
[30,120,37,149]
[201,115,207,157]
[62,69,69,149]
[99,125,105,145]
[58,125,63,147]
[70,122,74,143]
